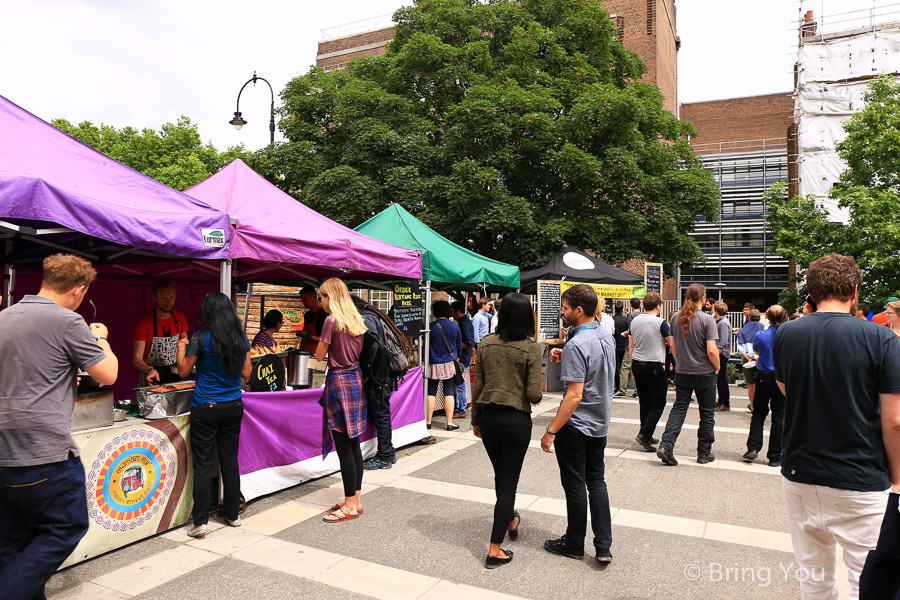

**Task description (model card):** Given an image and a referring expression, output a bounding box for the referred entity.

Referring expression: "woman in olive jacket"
[471,293,543,569]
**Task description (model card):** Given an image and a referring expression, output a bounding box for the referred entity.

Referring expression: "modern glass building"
[679,138,790,307]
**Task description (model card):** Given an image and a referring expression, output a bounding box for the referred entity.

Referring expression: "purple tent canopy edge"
[185,160,422,281]
[0,94,231,260]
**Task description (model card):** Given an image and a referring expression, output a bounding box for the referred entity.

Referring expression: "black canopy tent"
[519,246,643,293]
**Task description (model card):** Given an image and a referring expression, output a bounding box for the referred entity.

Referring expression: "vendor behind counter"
[132,279,189,386]
[297,285,326,353]
[252,309,284,350]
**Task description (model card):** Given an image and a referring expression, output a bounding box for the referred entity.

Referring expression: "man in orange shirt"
[296,285,326,353]
[132,280,189,385]
[872,296,899,326]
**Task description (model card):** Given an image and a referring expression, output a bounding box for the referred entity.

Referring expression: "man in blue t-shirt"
[542,285,615,565]
[774,253,900,598]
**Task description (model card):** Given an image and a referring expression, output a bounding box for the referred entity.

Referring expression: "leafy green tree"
[264,0,720,270]
[766,76,900,311]
[53,116,250,191]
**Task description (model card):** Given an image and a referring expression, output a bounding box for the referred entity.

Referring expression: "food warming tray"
[135,381,195,419]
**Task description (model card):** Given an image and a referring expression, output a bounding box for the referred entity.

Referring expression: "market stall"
[0,93,238,566]
[0,99,425,567]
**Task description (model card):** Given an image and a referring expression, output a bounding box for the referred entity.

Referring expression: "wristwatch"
[95,336,107,342]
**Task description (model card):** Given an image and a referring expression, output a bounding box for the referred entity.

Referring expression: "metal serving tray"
[135,381,195,420]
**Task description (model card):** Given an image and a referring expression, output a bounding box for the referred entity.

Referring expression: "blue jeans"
[0,454,89,600]
[455,368,468,415]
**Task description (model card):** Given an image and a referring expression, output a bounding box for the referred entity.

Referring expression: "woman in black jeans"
[471,293,543,568]
[176,293,252,538]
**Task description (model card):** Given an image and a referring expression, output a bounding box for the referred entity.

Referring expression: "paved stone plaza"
[45,387,848,600]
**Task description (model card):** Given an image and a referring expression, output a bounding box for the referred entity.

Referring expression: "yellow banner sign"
[559,281,647,299]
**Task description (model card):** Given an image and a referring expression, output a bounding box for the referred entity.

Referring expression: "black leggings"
[427,377,455,398]
[478,404,532,544]
[331,429,363,497]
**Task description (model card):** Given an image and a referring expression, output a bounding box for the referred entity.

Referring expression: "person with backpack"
[351,296,412,471]
[427,301,463,432]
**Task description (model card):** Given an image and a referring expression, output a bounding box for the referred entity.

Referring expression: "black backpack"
[360,330,392,403]
[381,323,410,380]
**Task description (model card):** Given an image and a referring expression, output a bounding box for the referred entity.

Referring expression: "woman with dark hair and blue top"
[175,293,252,538]
[426,301,462,432]
[471,293,543,568]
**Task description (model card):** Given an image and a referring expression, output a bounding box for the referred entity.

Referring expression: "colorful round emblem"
[96,441,166,520]
[86,429,176,530]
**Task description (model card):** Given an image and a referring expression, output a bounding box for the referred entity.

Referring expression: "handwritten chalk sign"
[537,281,563,343]
[392,282,424,334]
[645,262,663,294]
[250,354,286,392]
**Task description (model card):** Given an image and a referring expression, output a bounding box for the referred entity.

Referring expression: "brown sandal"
[330,503,363,514]
[323,506,359,523]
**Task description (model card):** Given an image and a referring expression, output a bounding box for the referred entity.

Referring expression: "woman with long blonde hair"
[656,283,721,467]
[315,278,369,522]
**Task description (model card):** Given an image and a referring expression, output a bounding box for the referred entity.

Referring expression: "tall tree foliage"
[262,0,719,270]
[53,116,249,191]
[766,76,900,311]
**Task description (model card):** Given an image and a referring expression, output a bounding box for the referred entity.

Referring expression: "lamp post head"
[229,112,247,130]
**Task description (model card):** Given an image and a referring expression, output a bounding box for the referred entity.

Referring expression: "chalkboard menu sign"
[644,263,663,294]
[250,354,286,392]
[537,280,562,342]
[392,282,424,334]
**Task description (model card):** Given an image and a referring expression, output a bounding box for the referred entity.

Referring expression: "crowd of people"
[5,251,900,599]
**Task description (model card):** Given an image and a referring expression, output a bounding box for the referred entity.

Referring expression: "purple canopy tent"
[0,93,234,296]
[185,159,422,283]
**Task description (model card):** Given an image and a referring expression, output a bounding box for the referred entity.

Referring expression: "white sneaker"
[226,517,242,527]
[187,524,208,537]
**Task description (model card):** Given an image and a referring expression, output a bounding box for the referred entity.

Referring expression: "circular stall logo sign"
[87,429,176,531]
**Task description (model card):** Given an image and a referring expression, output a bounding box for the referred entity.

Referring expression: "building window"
[647,0,654,35]
[368,289,393,312]
[616,16,625,43]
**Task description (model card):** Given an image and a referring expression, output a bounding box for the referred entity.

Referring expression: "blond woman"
[315,278,368,522]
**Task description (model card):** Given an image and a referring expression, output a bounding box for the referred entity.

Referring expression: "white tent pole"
[422,280,432,409]
[219,259,233,298]
[241,283,253,334]
[7,265,15,307]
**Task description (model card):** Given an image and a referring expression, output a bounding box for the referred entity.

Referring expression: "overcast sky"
[4,0,897,153]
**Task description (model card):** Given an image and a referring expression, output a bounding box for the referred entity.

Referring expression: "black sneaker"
[651,436,660,444]
[634,434,656,453]
[544,534,584,559]
[631,392,639,398]
[742,450,759,462]
[768,459,782,468]
[596,548,613,564]
[363,457,392,470]
[657,446,678,466]
[697,453,715,465]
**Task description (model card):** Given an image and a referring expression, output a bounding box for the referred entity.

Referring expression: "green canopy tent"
[354,204,519,291]
[354,204,520,392]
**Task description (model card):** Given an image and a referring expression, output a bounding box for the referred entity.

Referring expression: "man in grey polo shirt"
[629,291,670,452]
[542,284,615,564]
[0,254,119,600]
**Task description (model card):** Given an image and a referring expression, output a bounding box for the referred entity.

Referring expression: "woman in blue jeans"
[176,293,251,538]
[471,293,543,568]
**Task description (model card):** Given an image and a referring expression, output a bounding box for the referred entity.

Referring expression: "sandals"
[323,506,359,523]
[331,503,364,515]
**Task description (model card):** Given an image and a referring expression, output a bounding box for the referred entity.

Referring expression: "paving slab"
[274,486,799,600]
[129,556,373,600]
[410,439,789,533]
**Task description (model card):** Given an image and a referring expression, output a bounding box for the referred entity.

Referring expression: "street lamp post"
[229,71,275,145]
[714,282,726,301]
